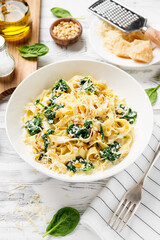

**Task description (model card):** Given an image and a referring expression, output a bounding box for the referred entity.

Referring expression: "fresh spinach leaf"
[67,124,90,139]
[100,124,105,142]
[66,157,94,173]
[84,119,92,129]
[99,141,121,162]
[17,43,49,58]
[80,77,97,94]
[43,207,80,238]
[51,7,72,18]
[41,129,55,152]
[145,84,160,105]
[25,116,42,135]
[52,79,70,93]
[116,104,137,124]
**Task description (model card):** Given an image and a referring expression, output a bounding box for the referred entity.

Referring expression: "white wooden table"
[0,0,160,239]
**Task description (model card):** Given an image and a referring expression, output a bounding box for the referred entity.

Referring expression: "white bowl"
[89,18,160,68]
[6,60,153,182]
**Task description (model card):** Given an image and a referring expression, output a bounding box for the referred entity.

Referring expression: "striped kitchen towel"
[81,123,160,240]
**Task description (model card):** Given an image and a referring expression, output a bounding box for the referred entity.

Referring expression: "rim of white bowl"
[5,59,154,182]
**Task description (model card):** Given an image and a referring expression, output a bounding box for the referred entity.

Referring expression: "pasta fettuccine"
[22,75,137,176]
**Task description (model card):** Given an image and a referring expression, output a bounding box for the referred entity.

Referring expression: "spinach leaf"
[100,124,105,142]
[52,79,70,93]
[48,95,61,106]
[80,77,97,94]
[66,157,94,173]
[67,124,90,139]
[67,124,80,136]
[84,119,92,129]
[43,207,80,238]
[34,99,40,105]
[55,104,64,110]
[99,141,121,162]
[116,104,137,124]
[51,7,72,18]
[25,116,42,135]
[44,109,56,124]
[17,43,49,58]
[41,129,55,152]
[34,99,45,108]
[145,84,160,105]
[36,152,44,161]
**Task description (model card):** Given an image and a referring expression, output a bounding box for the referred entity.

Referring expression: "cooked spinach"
[49,95,61,106]
[84,119,92,129]
[51,7,72,18]
[67,124,80,135]
[34,99,46,108]
[99,141,121,162]
[17,43,49,58]
[34,99,40,105]
[80,77,97,94]
[36,152,44,161]
[116,104,137,124]
[66,157,94,173]
[44,109,56,124]
[41,129,55,152]
[100,124,105,142]
[55,104,64,110]
[43,207,80,238]
[25,116,42,135]
[67,124,90,139]
[34,96,63,124]
[52,79,70,93]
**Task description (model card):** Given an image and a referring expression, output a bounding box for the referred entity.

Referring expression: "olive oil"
[0,0,31,40]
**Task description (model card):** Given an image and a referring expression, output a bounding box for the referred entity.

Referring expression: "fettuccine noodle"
[22,75,137,177]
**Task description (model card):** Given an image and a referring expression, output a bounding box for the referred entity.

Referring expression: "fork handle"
[139,142,160,186]
[144,27,160,46]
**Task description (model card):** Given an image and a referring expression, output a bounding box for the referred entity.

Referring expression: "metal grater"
[88,0,147,33]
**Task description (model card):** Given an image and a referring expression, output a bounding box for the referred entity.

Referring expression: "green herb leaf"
[41,129,55,152]
[145,85,160,105]
[44,109,56,124]
[25,116,42,135]
[36,152,44,161]
[84,119,92,129]
[17,43,49,58]
[99,141,121,162]
[100,124,105,142]
[43,207,80,238]
[34,99,40,105]
[66,157,94,173]
[80,77,97,94]
[52,79,70,93]
[67,124,91,139]
[51,7,72,18]
[116,104,137,124]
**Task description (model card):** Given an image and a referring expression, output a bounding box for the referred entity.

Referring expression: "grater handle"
[144,27,160,46]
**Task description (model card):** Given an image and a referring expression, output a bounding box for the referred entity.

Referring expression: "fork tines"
[108,198,138,232]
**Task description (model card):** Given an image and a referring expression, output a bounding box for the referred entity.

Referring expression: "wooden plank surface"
[0,0,41,100]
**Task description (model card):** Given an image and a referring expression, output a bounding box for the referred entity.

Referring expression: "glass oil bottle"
[0,0,31,40]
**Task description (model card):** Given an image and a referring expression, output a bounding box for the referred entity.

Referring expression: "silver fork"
[108,141,160,232]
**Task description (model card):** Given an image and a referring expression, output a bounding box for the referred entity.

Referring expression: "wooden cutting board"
[0,0,41,100]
